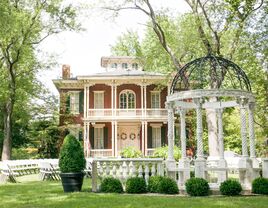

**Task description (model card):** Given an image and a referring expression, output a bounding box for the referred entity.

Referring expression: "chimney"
[62,64,70,79]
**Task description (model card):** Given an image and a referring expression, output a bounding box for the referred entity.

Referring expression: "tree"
[107,0,268,156]
[0,0,81,160]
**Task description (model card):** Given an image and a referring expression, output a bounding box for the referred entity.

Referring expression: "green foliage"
[11,147,38,160]
[59,134,86,173]
[126,177,147,194]
[100,177,123,193]
[148,176,164,193]
[252,177,268,195]
[220,179,242,196]
[185,178,210,196]
[152,145,181,161]
[158,177,179,194]
[120,146,142,158]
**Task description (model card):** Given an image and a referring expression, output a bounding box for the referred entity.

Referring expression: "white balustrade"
[91,158,164,191]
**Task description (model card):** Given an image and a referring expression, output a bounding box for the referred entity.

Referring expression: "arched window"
[122,63,128,69]
[111,63,117,69]
[120,90,135,109]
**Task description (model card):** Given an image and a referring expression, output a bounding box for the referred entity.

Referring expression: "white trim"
[119,89,136,109]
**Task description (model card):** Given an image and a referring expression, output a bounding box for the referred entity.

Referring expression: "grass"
[1,177,268,208]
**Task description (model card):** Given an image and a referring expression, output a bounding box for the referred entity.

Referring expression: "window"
[94,128,104,149]
[122,63,128,69]
[70,92,79,114]
[94,92,104,109]
[111,63,117,69]
[152,127,161,148]
[151,92,160,108]
[120,90,135,109]
[132,63,138,70]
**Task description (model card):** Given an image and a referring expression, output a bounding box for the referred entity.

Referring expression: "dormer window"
[122,63,128,69]
[111,63,117,69]
[132,63,138,70]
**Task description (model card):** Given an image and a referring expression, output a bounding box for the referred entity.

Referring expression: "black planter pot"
[60,172,85,192]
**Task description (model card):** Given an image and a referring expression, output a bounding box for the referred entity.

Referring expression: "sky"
[39,0,190,94]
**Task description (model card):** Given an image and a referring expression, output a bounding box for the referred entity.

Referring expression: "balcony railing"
[86,108,167,120]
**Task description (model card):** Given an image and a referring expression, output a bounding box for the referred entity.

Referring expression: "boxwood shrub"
[185,178,210,196]
[59,134,86,173]
[100,177,123,193]
[126,177,147,194]
[148,176,163,193]
[220,179,242,196]
[252,177,268,195]
[158,177,179,194]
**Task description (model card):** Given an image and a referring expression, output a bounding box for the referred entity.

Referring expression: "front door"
[117,123,140,154]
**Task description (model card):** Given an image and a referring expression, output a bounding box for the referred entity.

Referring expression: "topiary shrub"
[100,177,124,193]
[126,177,147,194]
[220,179,242,196]
[158,177,179,194]
[185,178,210,196]
[252,177,268,195]
[148,176,164,193]
[152,145,181,161]
[59,134,86,173]
[120,147,142,158]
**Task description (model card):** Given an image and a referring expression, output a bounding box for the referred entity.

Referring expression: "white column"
[112,121,115,156]
[193,98,206,179]
[141,84,144,117]
[144,85,147,117]
[114,85,117,116]
[115,121,118,157]
[248,102,259,170]
[194,98,204,159]
[83,122,87,156]
[216,109,224,160]
[141,121,145,155]
[166,102,174,161]
[111,84,114,116]
[145,121,148,156]
[179,109,187,159]
[216,108,227,183]
[239,99,249,157]
[87,123,90,157]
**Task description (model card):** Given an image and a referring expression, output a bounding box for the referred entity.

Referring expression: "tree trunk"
[1,100,13,160]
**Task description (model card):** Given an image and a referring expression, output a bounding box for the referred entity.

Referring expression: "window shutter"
[79,91,84,113]
[90,127,94,149]
[104,127,108,149]
[78,130,83,141]
[161,126,166,146]
[147,126,152,148]
[66,94,70,113]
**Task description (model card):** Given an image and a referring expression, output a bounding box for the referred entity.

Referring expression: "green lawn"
[1,178,268,208]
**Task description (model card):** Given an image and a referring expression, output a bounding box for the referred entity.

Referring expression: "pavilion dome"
[170,55,251,94]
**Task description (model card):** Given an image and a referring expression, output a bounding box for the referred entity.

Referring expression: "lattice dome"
[170,55,251,94]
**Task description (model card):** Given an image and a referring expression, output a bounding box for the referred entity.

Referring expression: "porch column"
[216,108,227,183]
[111,84,114,116]
[166,102,176,179]
[86,122,90,157]
[178,108,190,187]
[83,122,87,156]
[248,102,259,170]
[141,84,144,117]
[115,121,118,157]
[145,121,148,156]
[144,85,147,117]
[141,121,145,154]
[114,85,117,115]
[239,98,249,157]
[112,121,115,156]
[193,98,206,178]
